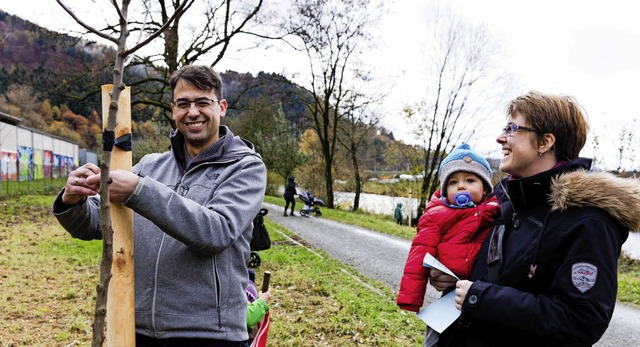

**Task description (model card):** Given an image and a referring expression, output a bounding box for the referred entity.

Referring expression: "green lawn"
[0,194,636,346]
[0,195,426,346]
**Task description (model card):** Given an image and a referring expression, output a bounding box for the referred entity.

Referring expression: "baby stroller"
[299,191,324,217]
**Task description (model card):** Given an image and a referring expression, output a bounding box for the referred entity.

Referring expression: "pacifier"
[453,191,474,207]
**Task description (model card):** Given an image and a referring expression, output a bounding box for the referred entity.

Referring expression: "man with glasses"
[53,65,267,346]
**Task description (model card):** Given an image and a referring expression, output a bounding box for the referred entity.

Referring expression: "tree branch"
[56,0,119,44]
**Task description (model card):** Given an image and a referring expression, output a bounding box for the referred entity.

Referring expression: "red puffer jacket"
[397,190,500,312]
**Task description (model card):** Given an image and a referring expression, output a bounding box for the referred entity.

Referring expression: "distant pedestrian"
[283,176,297,216]
[394,202,404,225]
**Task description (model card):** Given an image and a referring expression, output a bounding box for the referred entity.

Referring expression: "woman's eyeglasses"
[502,123,538,137]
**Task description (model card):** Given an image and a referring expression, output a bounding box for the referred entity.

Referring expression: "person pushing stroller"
[283,176,297,216]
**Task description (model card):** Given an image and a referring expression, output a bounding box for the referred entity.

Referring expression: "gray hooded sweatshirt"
[52,126,267,341]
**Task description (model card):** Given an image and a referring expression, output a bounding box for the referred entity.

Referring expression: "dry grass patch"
[1,196,100,346]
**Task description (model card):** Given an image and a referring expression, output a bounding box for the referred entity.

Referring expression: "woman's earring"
[538,151,543,156]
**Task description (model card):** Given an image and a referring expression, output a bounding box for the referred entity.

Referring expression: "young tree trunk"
[93,4,133,344]
[350,147,361,211]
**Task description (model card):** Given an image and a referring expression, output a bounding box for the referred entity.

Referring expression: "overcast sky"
[375,0,640,170]
[2,0,639,170]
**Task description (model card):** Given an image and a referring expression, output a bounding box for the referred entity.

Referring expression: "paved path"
[263,202,640,347]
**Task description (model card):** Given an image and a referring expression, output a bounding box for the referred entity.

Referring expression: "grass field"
[0,195,426,346]
[1,194,638,346]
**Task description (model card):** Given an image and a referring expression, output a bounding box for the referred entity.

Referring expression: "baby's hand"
[429,268,457,291]
[259,290,272,303]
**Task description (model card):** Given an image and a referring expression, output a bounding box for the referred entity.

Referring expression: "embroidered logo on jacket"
[571,262,598,293]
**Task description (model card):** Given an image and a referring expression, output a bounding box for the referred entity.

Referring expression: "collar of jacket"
[502,157,640,232]
[503,157,592,213]
[169,125,258,171]
[548,163,640,232]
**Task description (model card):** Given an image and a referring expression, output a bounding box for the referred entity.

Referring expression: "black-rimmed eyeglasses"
[502,123,538,137]
[173,98,219,110]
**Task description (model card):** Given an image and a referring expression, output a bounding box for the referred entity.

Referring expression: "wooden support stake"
[102,85,135,346]
[261,271,271,293]
[407,189,413,227]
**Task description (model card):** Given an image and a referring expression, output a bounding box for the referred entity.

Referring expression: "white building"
[0,111,79,181]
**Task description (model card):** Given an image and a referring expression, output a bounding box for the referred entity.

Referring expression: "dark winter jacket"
[283,180,296,200]
[397,190,500,312]
[439,158,636,347]
[52,126,267,341]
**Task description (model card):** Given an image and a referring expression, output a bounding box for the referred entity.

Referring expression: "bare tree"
[615,120,637,172]
[286,0,381,208]
[615,127,627,172]
[405,5,513,213]
[57,0,274,127]
[628,119,637,171]
[125,0,274,125]
[337,90,380,211]
[55,0,185,344]
[590,132,601,169]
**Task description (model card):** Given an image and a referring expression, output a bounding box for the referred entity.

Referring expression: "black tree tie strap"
[102,131,132,151]
[103,130,115,151]
[114,133,132,151]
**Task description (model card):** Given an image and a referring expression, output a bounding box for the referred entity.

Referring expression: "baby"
[397,143,501,345]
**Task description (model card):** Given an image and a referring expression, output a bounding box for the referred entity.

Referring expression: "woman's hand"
[454,280,473,310]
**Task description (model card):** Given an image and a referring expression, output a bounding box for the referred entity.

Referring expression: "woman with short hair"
[432,91,639,347]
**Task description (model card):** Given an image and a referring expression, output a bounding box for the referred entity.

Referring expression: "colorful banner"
[1,151,18,181]
[43,150,53,179]
[64,156,75,176]
[34,150,44,180]
[53,154,62,178]
[18,146,33,181]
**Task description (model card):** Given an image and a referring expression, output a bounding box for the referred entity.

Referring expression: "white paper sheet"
[416,290,460,333]
[416,253,461,333]
[422,253,459,280]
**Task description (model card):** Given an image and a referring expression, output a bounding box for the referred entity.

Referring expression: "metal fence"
[0,177,67,197]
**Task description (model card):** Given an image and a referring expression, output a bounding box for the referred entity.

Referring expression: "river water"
[334,191,640,259]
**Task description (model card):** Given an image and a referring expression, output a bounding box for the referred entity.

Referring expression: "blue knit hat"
[439,143,493,197]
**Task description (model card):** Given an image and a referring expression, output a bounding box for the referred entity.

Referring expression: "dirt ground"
[1,197,97,346]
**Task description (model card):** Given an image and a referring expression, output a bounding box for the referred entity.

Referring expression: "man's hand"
[62,165,140,205]
[429,268,457,291]
[62,163,100,205]
[103,169,140,203]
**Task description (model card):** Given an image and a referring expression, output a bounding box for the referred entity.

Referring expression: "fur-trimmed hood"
[549,170,640,231]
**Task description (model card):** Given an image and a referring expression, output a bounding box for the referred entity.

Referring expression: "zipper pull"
[528,264,537,279]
